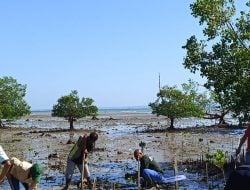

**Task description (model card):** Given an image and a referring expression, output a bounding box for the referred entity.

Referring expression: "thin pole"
[174,158,179,190]
[81,136,86,190]
[81,153,85,189]
[93,178,96,190]
[206,162,209,185]
[158,72,161,92]
[138,160,141,189]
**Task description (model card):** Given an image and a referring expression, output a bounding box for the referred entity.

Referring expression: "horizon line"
[31,105,151,112]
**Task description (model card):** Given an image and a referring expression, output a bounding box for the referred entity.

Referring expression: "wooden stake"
[93,178,96,190]
[206,162,209,185]
[81,153,85,190]
[174,158,179,190]
[81,136,87,190]
[138,160,141,189]
[181,141,183,167]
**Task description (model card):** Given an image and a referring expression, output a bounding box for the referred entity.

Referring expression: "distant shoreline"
[31,106,152,114]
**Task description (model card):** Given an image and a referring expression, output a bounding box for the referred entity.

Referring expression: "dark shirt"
[140,155,163,174]
[69,136,95,164]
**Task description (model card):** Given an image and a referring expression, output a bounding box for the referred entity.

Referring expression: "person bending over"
[0,145,11,185]
[7,157,43,190]
[62,131,98,190]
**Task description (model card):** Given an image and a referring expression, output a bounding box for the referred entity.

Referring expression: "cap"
[30,163,43,183]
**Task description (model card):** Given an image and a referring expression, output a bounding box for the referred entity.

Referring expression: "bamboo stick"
[93,178,96,190]
[174,158,179,190]
[138,160,141,189]
[81,152,85,190]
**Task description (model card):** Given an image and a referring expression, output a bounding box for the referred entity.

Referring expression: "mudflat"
[0,112,244,189]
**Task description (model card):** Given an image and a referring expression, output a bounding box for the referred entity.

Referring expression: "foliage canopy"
[183,0,250,121]
[52,90,98,130]
[149,80,208,129]
[0,76,30,125]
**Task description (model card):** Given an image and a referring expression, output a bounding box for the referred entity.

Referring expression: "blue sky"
[1,1,243,110]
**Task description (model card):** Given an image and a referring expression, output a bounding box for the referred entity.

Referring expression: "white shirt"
[0,145,9,164]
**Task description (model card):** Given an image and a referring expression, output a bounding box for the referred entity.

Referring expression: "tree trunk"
[219,116,225,125]
[69,118,74,130]
[218,110,230,127]
[218,112,228,127]
[169,118,175,129]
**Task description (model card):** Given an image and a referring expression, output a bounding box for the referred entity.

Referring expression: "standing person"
[62,131,98,190]
[134,149,166,188]
[0,145,11,185]
[7,157,43,190]
[236,124,250,164]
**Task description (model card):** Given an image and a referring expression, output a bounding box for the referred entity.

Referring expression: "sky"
[0,1,220,110]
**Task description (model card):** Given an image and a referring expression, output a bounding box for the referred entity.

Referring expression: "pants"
[224,165,250,190]
[142,169,166,187]
[8,175,29,190]
[246,151,250,164]
[65,158,90,182]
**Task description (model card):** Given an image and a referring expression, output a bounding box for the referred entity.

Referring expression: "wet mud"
[0,113,245,189]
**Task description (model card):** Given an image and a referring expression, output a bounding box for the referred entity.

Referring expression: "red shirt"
[246,125,250,151]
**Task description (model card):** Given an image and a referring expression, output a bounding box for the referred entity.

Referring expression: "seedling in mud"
[28,146,33,152]
[180,132,188,138]
[27,146,34,162]
[211,149,227,184]
[139,141,146,152]
[205,153,213,160]
[213,150,227,168]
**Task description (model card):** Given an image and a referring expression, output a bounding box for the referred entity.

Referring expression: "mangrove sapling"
[212,149,227,184]
[27,146,34,162]
[139,141,146,153]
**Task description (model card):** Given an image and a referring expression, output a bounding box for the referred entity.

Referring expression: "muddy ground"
[0,112,245,190]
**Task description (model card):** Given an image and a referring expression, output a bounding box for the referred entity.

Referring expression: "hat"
[30,163,43,183]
